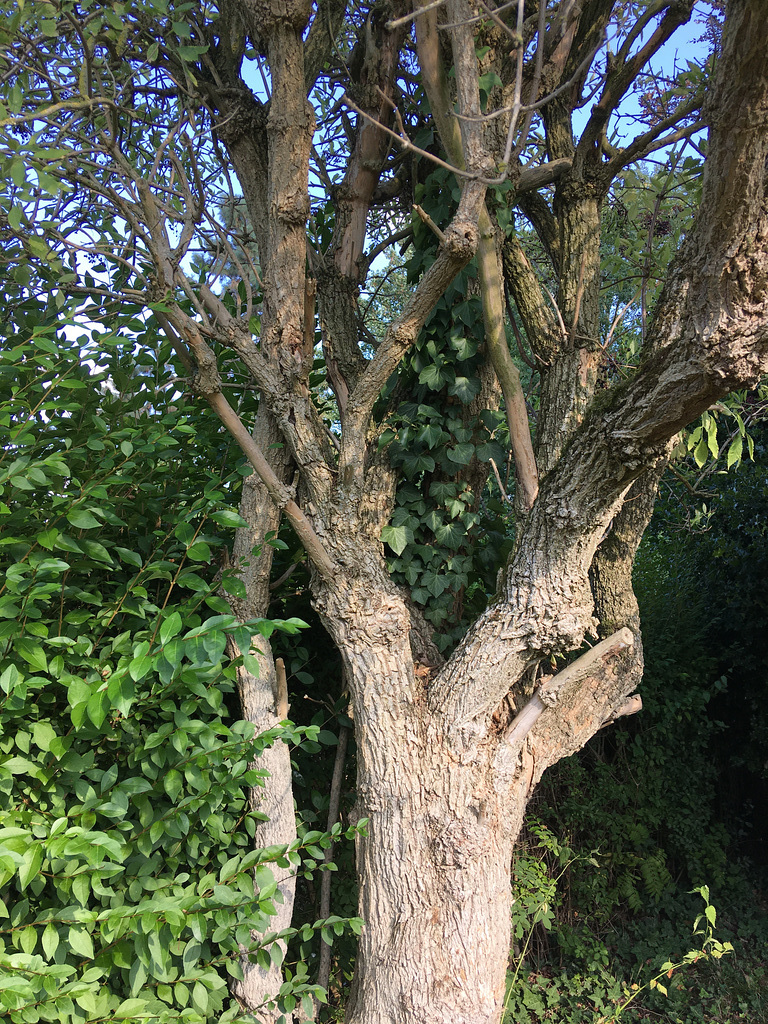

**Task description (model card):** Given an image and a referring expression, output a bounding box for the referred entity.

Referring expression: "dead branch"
[504,628,635,750]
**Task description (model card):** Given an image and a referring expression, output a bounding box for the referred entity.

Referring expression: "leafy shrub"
[0,316,361,1022]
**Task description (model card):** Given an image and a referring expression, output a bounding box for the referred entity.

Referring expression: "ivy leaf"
[434,522,466,549]
[429,481,458,502]
[445,443,475,466]
[448,334,478,360]
[418,363,450,390]
[417,423,445,448]
[381,525,411,556]
[448,376,481,404]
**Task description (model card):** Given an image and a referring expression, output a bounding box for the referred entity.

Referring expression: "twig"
[362,225,413,272]
[603,289,640,350]
[541,282,569,342]
[441,0,519,29]
[269,560,303,591]
[489,457,512,505]
[413,203,447,244]
[316,722,350,998]
[386,0,450,31]
[342,92,477,182]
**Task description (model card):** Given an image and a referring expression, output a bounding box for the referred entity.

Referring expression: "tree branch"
[578,0,695,161]
[504,628,634,751]
[416,2,539,509]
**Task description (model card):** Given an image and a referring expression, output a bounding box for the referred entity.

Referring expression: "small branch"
[489,457,512,505]
[504,628,634,750]
[413,203,447,244]
[342,92,477,182]
[603,289,640,350]
[339,178,486,488]
[362,226,413,273]
[316,721,350,996]
[269,560,303,592]
[274,657,289,719]
[386,0,449,31]
[174,318,336,582]
[477,206,539,510]
[207,389,336,582]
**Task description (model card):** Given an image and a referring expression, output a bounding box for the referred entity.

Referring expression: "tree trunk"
[313,554,633,1024]
[228,405,298,1020]
[315,579,516,1024]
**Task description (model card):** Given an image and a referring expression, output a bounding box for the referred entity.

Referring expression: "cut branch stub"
[504,627,634,751]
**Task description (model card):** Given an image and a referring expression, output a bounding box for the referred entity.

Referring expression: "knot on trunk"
[433,817,493,868]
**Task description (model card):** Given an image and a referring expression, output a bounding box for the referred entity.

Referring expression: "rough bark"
[311,564,528,1024]
[29,0,766,1021]
[225,409,298,1018]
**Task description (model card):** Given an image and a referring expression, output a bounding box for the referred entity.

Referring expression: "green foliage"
[0,317,362,1022]
[504,829,737,1024]
[373,167,514,648]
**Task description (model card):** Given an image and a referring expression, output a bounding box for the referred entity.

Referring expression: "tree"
[1,0,767,1021]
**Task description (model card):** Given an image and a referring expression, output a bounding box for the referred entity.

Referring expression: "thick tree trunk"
[314,579,520,1024]
[313,554,635,1024]
[347,731,525,1024]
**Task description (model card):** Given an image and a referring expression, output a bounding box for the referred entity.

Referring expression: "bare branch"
[338,179,487,491]
[180,324,336,582]
[386,0,450,31]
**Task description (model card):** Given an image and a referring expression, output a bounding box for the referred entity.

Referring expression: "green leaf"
[726,432,743,469]
[381,524,411,556]
[210,509,249,529]
[187,540,212,562]
[15,639,47,673]
[177,43,209,61]
[42,922,60,960]
[164,769,182,802]
[68,925,94,960]
[693,435,708,468]
[418,363,449,390]
[160,612,183,644]
[18,843,43,891]
[67,508,101,530]
[434,521,465,549]
[448,376,481,404]
[445,442,474,466]
[115,998,150,1018]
